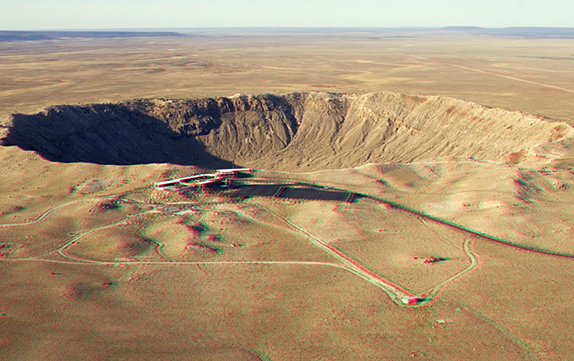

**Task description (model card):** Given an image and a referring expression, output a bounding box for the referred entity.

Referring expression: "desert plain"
[1,28,574,360]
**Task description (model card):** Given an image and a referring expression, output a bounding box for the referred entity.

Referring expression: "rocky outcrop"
[2,92,572,170]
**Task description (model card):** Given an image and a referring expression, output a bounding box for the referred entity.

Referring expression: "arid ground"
[1,29,574,360]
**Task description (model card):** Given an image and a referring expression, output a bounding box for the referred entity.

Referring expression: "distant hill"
[0,31,185,42]
[440,26,574,38]
[488,27,574,38]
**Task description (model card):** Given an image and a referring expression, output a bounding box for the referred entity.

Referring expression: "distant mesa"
[441,26,485,32]
[1,91,572,171]
[0,31,186,42]
[440,27,574,38]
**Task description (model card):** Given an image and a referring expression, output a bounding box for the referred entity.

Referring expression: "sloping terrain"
[2,91,571,170]
[1,144,574,360]
[2,91,574,360]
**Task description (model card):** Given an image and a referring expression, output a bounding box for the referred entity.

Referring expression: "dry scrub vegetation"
[1,31,574,361]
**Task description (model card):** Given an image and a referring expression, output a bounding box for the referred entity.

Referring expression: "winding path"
[1,177,569,307]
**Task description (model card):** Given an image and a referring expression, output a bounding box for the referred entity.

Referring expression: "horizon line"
[2,26,574,31]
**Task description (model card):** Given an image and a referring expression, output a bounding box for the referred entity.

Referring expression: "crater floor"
[2,91,571,170]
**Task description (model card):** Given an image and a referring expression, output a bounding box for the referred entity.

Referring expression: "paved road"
[2,178,570,307]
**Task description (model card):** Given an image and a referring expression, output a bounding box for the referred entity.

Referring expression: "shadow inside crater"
[1,103,237,169]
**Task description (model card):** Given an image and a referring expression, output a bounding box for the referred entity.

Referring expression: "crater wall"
[2,92,571,170]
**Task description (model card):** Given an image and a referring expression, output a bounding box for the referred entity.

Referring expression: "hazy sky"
[2,0,573,30]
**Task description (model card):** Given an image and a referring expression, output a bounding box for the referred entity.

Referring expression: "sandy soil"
[1,145,573,360]
[1,31,574,360]
[1,32,573,123]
